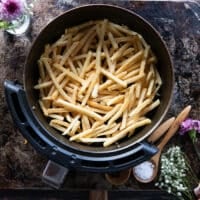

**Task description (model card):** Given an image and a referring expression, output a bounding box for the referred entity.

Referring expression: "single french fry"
[47,108,67,114]
[80,138,108,143]
[103,104,122,122]
[55,99,103,121]
[103,44,115,73]
[68,20,95,33]
[87,100,112,111]
[34,81,52,89]
[53,63,85,84]
[107,22,124,37]
[127,117,147,137]
[50,119,70,128]
[115,36,135,43]
[82,32,97,53]
[42,58,72,102]
[147,79,154,97]
[128,85,136,111]
[135,82,142,99]
[120,110,128,130]
[38,60,46,81]
[142,99,160,115]
[122,47,135,57]
[111,43,130,61]
[52,77,69,100]
[72,26,96,56]
[146,69,154,83]
[109,22,138,36]
[35,71,67,90]
[91,83,99,98]
[155,67,162,86]
[81,73,98,105]
[88,106,108,115]
[108,93,129,125]
[98,71,127,91]
[138,88,147,105]
[97,123,120,137]
[108,32,118,49]
[48,114,65,121]
[69,128,94,141]
[82,115,91,131]
[103,119,151,147]
[101,68,127,88]
[72,86,78,104]
[80,51,92,78]
[49,121,66,132]
[139,60,146,75]
[39,100,48,116]
[129,98,152,117]
[106,95,124,106]
[70,120,80,136]
[43,44,51,57]
[62,115,80,136]
[126,73,144,85]
[116,50,143,74]
[60,41,79,65]
[78,74,93,96]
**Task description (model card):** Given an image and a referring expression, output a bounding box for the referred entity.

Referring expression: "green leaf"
[188,130,197,143]
[0,21,11,29]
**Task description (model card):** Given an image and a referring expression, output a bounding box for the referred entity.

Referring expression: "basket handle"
[4,80,158,173]
[4,80,50,153]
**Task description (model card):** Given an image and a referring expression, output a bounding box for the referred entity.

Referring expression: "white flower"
[177,192,182,196]
[155,146,197,200]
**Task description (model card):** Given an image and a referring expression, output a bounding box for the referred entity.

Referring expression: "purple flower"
[193,120,200,133]
[0,0,24,22]
[179,118,200,135]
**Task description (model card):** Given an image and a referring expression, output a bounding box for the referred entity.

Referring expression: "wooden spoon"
[105,117,175,185]
[147,117,175,143]
[133,105,192,183]
[132,117,175,183]
[105,168,131,185]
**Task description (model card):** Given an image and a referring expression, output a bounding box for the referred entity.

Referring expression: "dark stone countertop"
[0,0,199,197]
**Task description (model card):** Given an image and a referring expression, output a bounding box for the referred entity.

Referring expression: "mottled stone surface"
[0,0,199,192]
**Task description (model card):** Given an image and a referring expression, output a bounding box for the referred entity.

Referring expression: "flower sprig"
[179,118,200,143]
[0,0,35,30]
[155,146,198,200]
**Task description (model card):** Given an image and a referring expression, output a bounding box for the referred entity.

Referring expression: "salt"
[133,161,154,181]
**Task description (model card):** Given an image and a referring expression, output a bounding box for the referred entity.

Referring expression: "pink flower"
[179,118,200,135]
[0,0,24,21]
[179,118,200,144]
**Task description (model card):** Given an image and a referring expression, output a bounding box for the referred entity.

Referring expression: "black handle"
[80,141,157,172]
[113,141,157,170]
[4,80,74,169]
[4,80,51,154]
[4,80,158,173]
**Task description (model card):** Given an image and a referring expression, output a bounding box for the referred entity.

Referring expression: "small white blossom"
[155,146,197,200]
[177,192,182,196]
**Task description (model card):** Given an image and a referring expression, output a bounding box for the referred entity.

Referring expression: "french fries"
[34,20,162,147]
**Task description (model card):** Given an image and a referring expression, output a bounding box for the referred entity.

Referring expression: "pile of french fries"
[34,20,162,147]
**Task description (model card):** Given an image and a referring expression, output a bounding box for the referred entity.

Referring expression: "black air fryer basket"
[4,4,173,173]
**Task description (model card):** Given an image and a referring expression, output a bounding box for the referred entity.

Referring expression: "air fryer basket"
[4,4,173,172]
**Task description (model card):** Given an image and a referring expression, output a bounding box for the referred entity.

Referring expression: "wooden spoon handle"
[147,117,175,143]
[158,105,191,150]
